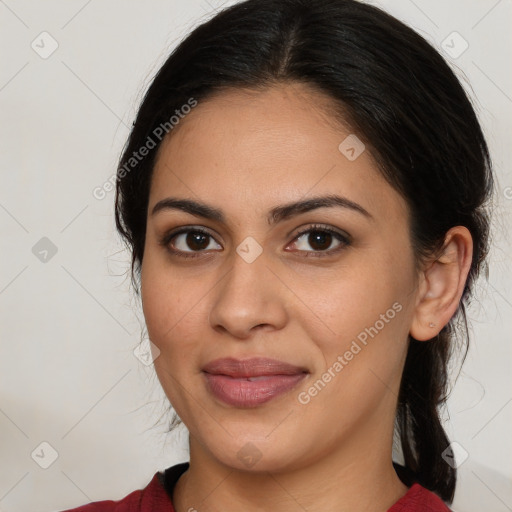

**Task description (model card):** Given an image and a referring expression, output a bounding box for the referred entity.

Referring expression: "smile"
[202,357,309,407]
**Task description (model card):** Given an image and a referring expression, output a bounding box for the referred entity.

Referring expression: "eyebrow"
[151,194,373,224]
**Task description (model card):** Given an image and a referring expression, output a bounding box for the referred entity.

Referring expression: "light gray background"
[1,1,511,511]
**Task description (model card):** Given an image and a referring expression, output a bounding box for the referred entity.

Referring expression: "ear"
[410,226,473,341]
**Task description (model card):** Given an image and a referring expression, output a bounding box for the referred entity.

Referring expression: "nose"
[208,250,288,339]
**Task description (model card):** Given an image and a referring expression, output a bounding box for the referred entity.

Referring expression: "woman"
[62,0,493,510]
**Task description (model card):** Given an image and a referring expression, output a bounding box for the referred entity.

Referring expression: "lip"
[202,357,309,408]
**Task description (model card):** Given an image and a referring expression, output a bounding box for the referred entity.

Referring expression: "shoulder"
[388,483,452,512]
[58,472,174,512]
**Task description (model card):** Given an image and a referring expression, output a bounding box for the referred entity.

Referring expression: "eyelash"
[159,224,351,260]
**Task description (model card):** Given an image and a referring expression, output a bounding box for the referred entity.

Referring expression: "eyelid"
[160,223,351,258]
[289,223,352,244]
[284,223,351,257]
[158,225,222,257]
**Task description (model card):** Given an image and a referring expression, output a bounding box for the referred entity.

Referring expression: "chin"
[199,429,309,474]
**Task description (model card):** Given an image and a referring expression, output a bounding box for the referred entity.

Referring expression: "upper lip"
[202,357,308,378]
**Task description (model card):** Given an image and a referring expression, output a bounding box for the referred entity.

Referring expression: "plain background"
[0,1,511,511]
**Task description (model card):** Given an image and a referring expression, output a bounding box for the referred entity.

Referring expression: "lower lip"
[203,372,307,407]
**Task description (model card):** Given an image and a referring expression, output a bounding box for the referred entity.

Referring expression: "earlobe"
[410,226,473,341]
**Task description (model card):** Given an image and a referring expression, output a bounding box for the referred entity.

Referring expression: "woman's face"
[141,82,419,472]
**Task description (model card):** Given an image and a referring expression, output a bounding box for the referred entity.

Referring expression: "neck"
[173,423,408,512]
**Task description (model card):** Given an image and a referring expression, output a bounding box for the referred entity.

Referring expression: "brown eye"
[185,232,210,251]
[288,225,351,257]
[307,231,333,251]
[162,228,222,256]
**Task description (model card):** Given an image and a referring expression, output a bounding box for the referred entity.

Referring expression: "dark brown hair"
[114,0,493,502]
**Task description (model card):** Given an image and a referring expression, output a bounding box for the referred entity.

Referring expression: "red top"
[60,462,451,512]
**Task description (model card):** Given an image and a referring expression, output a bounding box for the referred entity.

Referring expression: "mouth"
[202,357,309,408]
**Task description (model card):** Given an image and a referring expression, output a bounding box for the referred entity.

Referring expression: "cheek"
[291,245,414,376]
[141,259,206,407]
[141,265,183,368]
[292,274,410,431]
[140,257,219,401]
[294,268,403,343]
[141,263,171,344]
[141,245,199,341]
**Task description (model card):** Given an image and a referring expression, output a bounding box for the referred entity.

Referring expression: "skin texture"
[140,82,473,512]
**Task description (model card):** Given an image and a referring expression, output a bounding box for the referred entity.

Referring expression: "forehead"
[150,83,408,226]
